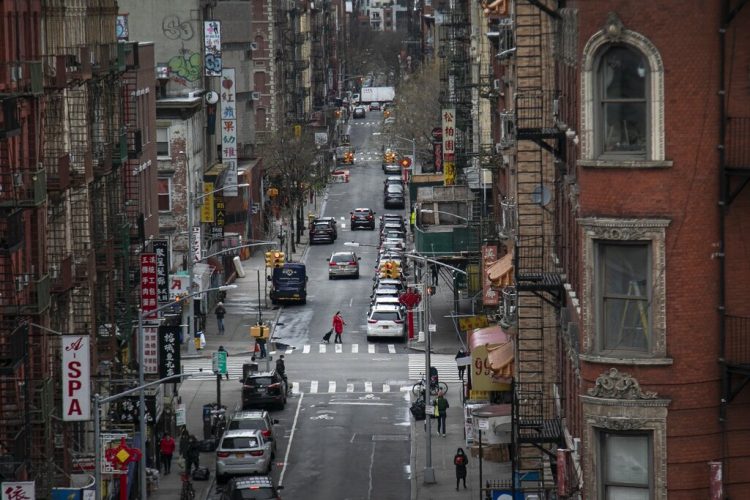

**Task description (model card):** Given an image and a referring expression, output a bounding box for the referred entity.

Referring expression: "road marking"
[303,345,310,354]
[346,383,354,392]
[310,380,318,393]
[364,381,373,393]
[291,382,300,394]
[279,392,303,486]
[335,344,342,354]
[388,344,396,354]
[285,347,295,355]
[310,413,333,420]
[329,401,393,406]
[382,384,390,392]
[351,344,358,354]
[319,344,326,353]
[328,381,336,393]
[368,344,375,354]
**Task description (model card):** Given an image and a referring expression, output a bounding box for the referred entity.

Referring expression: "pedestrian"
[255,337,267,358]
[215,302,226,335]
[218,345,229,380]
[454,448,469,490]
[431,263,439,285]
[455,349,467,380]
[332,311,346,344]
[178,426,190,460]
[185,435,200,474]
[159,432,176,475]
[434,390,449,437]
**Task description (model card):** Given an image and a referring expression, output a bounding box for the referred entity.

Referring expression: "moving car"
[241,369,287,410]
[220,476,283,500]
[269,263,307,305]
[353,106,366,119]
[215,429,272,483]
[309,220,335,244]
[384,185,406,209]
[369,101,381,111]
[226,410,280,459]
[311,217,338,240]
[328,251,361,279]
[366,305,406,341]
[350,208,376,230]
[383,162,401,175]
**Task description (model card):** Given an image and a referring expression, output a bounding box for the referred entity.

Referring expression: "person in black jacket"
[185,435,200,474]
[215,302,226,334]
[454,448,469,490]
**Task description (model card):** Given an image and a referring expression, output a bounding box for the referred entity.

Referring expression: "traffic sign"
[431,127,443,141]
[212,351,227,375]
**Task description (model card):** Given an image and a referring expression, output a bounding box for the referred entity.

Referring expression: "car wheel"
[354,272,360,279]
[216,473,225,484]
[329,274,333,280]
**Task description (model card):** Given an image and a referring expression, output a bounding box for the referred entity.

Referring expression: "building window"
[156,127,170,157]
[597,242,650,353]
[598,46,648,157]
[158,177,172,212]
[600,431,652,499]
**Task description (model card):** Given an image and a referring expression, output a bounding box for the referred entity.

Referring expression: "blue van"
[269,263,307,305]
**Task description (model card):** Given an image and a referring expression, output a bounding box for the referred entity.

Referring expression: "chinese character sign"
[221,68,238,197]
[159,325,182,380]
[153,240,170,303]
[212,194,225,239]
[192,226,202,263]
[442,108,456,161]
[201,182,215,223]
[1,481,35,500]
[204,21,222,76]
[62,336,91,422]
[482,245,499,306]
[143,326,158,375]
[140,253,158,318]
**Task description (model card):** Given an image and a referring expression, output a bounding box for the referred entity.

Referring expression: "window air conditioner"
[251,91,261,100]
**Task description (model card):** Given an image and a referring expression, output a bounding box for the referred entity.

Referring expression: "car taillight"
[394,319,404,324]
[368,319,377,323]
[367,215,373,219]
[329,262,337,266]
[268,383,280,389]
[217,452,230,458]
[262,429,272,438]
[349,261,356,265]
[249,450,264,457]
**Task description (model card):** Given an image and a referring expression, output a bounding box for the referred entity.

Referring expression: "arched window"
[597,45,648,157]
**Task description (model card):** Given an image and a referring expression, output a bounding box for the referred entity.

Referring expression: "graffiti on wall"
[162,15,194,40]
[168,49,201,85]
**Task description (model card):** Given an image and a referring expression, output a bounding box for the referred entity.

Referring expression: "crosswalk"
[179,351,463,393]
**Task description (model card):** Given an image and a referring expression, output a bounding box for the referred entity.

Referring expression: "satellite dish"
[531,185,552,206]
[205,91,219,105]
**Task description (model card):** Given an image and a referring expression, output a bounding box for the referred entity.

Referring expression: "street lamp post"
[137,284,237,500]
[186,183,250,356]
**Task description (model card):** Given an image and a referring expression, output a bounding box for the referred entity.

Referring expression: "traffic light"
[391,261,401,278]
[399,157,412,169]
[264,251,273,268]
[272,252,285,268]
[383,110,390,118]
[380,260,400,279]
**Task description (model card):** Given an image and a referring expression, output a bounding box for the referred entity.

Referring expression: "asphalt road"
[206,111,414,499]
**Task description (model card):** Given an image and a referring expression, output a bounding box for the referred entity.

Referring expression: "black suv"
[241,370,287,410]
[350,208,376,230]
[311,217,338,240]
[309,221,335,244]
[221,476,283,500]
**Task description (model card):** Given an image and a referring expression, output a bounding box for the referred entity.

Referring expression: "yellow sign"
[444,162,455,185]
[470,347,511,392]
[201,182,215,223]
[293,124,302,138]
[458,315,490,332]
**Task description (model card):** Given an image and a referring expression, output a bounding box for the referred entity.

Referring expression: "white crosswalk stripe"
[364,381,373,393]
[310,380,318,393]
[328,381,336,393]
[408,353,463,384]
[351,344,359,354]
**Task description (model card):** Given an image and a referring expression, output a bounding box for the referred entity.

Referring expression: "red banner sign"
[140,253,158,318]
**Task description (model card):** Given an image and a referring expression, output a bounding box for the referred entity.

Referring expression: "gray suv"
[226,410,280,458]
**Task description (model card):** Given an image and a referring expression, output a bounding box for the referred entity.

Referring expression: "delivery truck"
[360,86,395,104]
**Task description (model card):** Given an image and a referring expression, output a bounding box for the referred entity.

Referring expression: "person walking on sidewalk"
[454,448,469,490]
[218,345,230,380]
[434,390,449,437]
[332,311,346,344]
[215,302,226,335]
[185,435,200,474]
[159,432,176,475]
[455,348,467,380]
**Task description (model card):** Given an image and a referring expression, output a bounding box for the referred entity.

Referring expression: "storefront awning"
[487,251,513,287]
[469,325,514,385]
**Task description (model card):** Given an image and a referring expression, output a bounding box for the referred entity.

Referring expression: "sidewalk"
[150,197,318,499]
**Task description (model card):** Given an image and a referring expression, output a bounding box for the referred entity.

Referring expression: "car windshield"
[232,489,276,500]
[246,377,273,386]
[313,223,330,230]
[228,419,264,431]
[221,436,259,449]
[332,253,355,263]
[354,210,371,217]
[371,311,401,321]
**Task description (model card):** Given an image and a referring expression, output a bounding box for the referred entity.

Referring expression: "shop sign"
[140,253,158,317]
[62,336,90,421]
[158,325,182,381]
[153,240,170,303]
[1,481,35,500]
[142,326,158,375]
[221,68,238,196]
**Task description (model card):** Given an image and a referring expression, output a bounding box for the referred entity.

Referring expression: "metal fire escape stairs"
[511,1,565,495]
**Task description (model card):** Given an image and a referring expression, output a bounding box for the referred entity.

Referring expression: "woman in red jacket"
[159,432,176,474]
[332,311,346,344]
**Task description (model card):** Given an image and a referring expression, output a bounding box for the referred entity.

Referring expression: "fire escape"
[0,57,48,486]
[282,4,308,124]
[511,0,565,495]
[310,2,328,111]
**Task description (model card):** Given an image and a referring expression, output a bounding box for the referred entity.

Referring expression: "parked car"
[241,370,287,410]
[370,287,401,306]
[350,208,376,230]
[328,251,361,279]
[366,305,406,341]
[220,476,283,500]
[380,228,406,243]
[226,410,280,459]
[369,101,381,111]
[310,217,338,240]
[383,162,401,175]
[353,106,366,119]
[384,185,405,209]
[372,278,406,293]
[309,220,335,244]
[380,213,405,230]
[384,175,403,192]
[371,295,405,312]
[215,429,272,483]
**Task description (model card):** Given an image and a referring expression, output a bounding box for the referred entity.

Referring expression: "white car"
[215,429,272,484]
[367,305,406,341]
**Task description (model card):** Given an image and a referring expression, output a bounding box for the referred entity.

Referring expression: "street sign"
[456,355,472,367]
[431,127,443,141]
[212,351,227,375]
[429,324,437,332]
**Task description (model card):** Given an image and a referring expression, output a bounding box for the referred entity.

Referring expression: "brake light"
[367,215,374,220]
[262,429,272,438]
[394,319,404,324]
[249,450,264,457]
[268,383,281,389]
[348,261,356,265]
[329,262,337,266]
[217,452,230,458]
[368,319,377,323]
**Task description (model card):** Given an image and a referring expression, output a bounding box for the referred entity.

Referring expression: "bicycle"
[411,372,448,397]
[180,472,195,500]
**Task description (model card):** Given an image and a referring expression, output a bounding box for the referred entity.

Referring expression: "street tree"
[258,126,321,253]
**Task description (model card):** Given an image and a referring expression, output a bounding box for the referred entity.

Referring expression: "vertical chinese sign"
[192,226,202,263]
[481,245,499,306]
[143,326,158,374]
[153,239,170,303]
[212,194,225,239]
[62,335,91,421]
[203,20,222,76]
[221,68,238,196]
[201,182,215,223]
[141,253,158,319]
[442,108,456,185]
[159,325,182,380]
